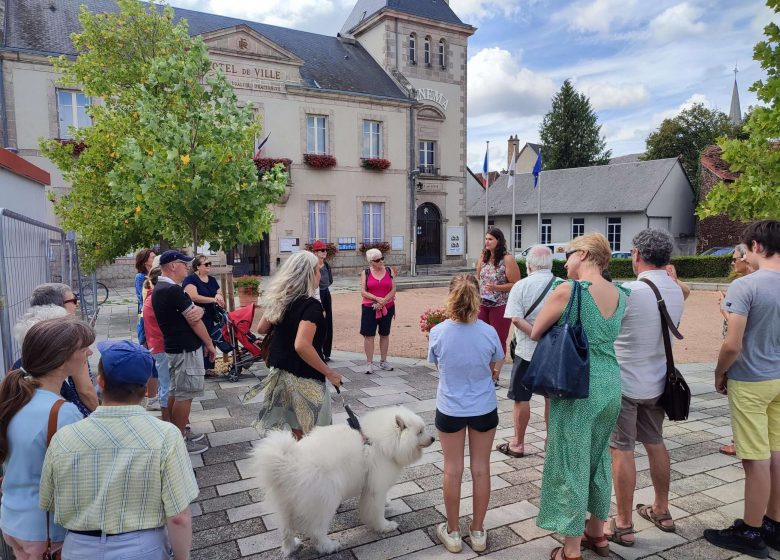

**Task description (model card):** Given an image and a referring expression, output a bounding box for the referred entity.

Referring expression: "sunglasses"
[372,257,384,263]
[64,295,79,305]
[316,249,327,253]
[200,262,212,267]
[565,250,578,260]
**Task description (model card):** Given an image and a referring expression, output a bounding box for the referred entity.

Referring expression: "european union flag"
[532,150,542,189]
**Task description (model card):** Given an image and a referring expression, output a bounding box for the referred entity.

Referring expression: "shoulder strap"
[47,399,66,447]
[524,276,556,319]
[639,278,684,340]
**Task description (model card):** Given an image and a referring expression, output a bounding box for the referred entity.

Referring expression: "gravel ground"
[330,288,723,365]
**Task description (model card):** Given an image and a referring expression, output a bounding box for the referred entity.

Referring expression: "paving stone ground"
[92,290,766,560]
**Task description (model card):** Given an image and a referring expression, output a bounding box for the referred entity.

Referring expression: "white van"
[515,243,569,260]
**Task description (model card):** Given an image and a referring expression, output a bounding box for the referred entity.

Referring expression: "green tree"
[698,1,780,221]
[538,80,611,170]
[40,0,285,269]
[642,104,742,194]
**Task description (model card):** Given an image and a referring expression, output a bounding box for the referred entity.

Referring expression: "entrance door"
[416,203,441,265]
[227,233,270,276]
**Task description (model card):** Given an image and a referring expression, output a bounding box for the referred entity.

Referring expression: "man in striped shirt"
[40,340,199,559]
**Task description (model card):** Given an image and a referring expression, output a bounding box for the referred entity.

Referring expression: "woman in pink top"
[360,248,396,374]
[142,267,171,421]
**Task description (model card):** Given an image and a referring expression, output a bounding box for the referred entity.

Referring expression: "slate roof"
[3,0,411,101]
[609,152,644,164]
[341,0,469,35]
[466,158,685,217]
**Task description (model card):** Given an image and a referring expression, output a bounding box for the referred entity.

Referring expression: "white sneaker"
[378,361,394,371]
[365,363,374,375]
[436,522,462,553]
[469,526,487,552]
[146,397,161,411]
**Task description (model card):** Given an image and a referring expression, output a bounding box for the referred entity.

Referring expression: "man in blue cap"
[40,340,199,560]
[152,250,216,455]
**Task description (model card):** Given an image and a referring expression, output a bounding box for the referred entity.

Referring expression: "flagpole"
[484,140,490,232]
[536,167,542,243]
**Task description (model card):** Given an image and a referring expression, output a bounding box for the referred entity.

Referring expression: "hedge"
[516,255,731,279]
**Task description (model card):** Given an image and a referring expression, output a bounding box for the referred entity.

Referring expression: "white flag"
[507,148,516,190]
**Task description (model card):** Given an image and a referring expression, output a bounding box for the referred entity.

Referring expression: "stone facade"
[697,146,747,252]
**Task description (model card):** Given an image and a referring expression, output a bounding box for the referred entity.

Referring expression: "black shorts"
[360,305,395,337]
[507,357,533,402]
[435,408,499,433]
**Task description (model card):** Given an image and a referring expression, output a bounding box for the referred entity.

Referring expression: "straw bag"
[43,399,66,560]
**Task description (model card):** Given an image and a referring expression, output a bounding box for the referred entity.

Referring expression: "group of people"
[428,220,779,560]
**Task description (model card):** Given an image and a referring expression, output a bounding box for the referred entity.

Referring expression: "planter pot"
[237,287,259,308]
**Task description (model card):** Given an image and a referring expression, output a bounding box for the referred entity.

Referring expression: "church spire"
[729,64,742,126]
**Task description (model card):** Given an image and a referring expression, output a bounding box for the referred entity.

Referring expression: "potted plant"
[303,153,337,169]
[234,276,261,307]
[419,307,448,336]
[361,157,391,171]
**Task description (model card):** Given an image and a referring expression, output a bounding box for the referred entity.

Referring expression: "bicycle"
[52,274,110,305]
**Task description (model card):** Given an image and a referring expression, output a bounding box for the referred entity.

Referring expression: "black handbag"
[521,280,590,399]
[640,278,691,421]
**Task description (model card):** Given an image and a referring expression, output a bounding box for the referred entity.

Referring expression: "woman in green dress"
[531,232,630,560]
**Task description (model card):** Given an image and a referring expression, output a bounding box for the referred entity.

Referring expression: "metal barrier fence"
[0,208,97,373]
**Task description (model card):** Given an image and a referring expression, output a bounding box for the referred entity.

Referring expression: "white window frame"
[419,140,435,172]
[571,217,585,239]
[409,33,416,64]
[56,89,92,139]
[514,218,522,250]
[607,217,622,251]
[541,218,552,245]
[362,202,384,243]
[362,120,382,158]
[306,115,327,154]
[438,39,446,68]
[308,201,330,243]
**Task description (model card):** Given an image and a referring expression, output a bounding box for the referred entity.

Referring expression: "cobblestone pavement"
[92,296,762,560]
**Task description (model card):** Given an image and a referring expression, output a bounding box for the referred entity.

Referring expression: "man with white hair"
[499,245,556,457]
[152,250,216,455]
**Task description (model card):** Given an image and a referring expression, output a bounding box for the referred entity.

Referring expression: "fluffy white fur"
[250,406,435,556]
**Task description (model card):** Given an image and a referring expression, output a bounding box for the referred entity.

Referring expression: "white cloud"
[449,0,524,22]
[648,3,706,43]
[468,47,557,119]
[581,82,650,109]
[555,0,640,34]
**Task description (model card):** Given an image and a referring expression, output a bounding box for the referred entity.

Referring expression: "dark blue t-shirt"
[182,274,220,323]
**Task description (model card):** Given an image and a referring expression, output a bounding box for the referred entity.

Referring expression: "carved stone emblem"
[238,38,249,50]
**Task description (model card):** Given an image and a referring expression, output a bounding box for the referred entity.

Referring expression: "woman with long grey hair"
[253,251,343,440]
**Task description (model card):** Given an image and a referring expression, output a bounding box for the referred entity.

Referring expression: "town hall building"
[0,0,474,274]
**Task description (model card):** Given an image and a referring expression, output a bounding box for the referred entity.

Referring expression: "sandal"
[637,504,676,533]
[495,442,524,458]
[549,546,582,560]
[719,443,736,456]
[606,517,635,547]
[582,531,610,557]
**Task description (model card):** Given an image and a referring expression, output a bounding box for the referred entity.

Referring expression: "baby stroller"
[211,304,266,382]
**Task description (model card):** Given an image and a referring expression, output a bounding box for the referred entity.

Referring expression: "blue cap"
[97,340,155,385]
[159,250,194,265]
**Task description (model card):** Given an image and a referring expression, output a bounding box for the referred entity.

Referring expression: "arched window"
[438,39,446,68]
[424,36,431,66]
[409,33,416,64]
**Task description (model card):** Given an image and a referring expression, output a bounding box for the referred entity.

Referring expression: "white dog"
[250,406,435,556]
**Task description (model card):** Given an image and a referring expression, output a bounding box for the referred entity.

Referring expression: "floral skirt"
[245,367,332,435]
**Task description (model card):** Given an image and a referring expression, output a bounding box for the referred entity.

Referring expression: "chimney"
[507,135,519,170]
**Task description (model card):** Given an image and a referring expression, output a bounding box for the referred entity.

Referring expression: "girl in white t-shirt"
[428,274,505,554]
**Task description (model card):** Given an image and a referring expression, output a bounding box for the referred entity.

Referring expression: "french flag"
[482,146,489,189]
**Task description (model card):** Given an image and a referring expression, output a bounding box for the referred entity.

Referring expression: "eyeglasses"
[372,257,384,263]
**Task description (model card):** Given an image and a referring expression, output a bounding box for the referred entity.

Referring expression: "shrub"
[515,255,731,280]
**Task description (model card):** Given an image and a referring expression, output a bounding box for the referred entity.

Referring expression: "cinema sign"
[415,88,449,111]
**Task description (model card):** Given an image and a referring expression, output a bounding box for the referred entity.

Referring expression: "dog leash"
[333,385,371,444]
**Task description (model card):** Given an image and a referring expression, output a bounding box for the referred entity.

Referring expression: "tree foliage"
[40,0,285,269]
[538,80,611,170]
[642,104,743,194]
[698,0,780,221]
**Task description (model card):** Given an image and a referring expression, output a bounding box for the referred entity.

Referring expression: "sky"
[171,0,772,172]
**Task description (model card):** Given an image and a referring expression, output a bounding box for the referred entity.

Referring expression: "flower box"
[359,242,391,254]
[304,242,339,259]
[303,153,337,169]
[361,157,391,171]
[57,139,87,156]
[254,157,292,173]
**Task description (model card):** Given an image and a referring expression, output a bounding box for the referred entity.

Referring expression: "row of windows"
[408,34,446,68]
[512,217,623,251]
[306,115,386,159]
[308,201,385,244]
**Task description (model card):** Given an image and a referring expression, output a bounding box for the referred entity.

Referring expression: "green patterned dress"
[536,279,630,537]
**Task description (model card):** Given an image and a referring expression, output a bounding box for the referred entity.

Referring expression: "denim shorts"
[153,352,170,407]
[63,527,171,560]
